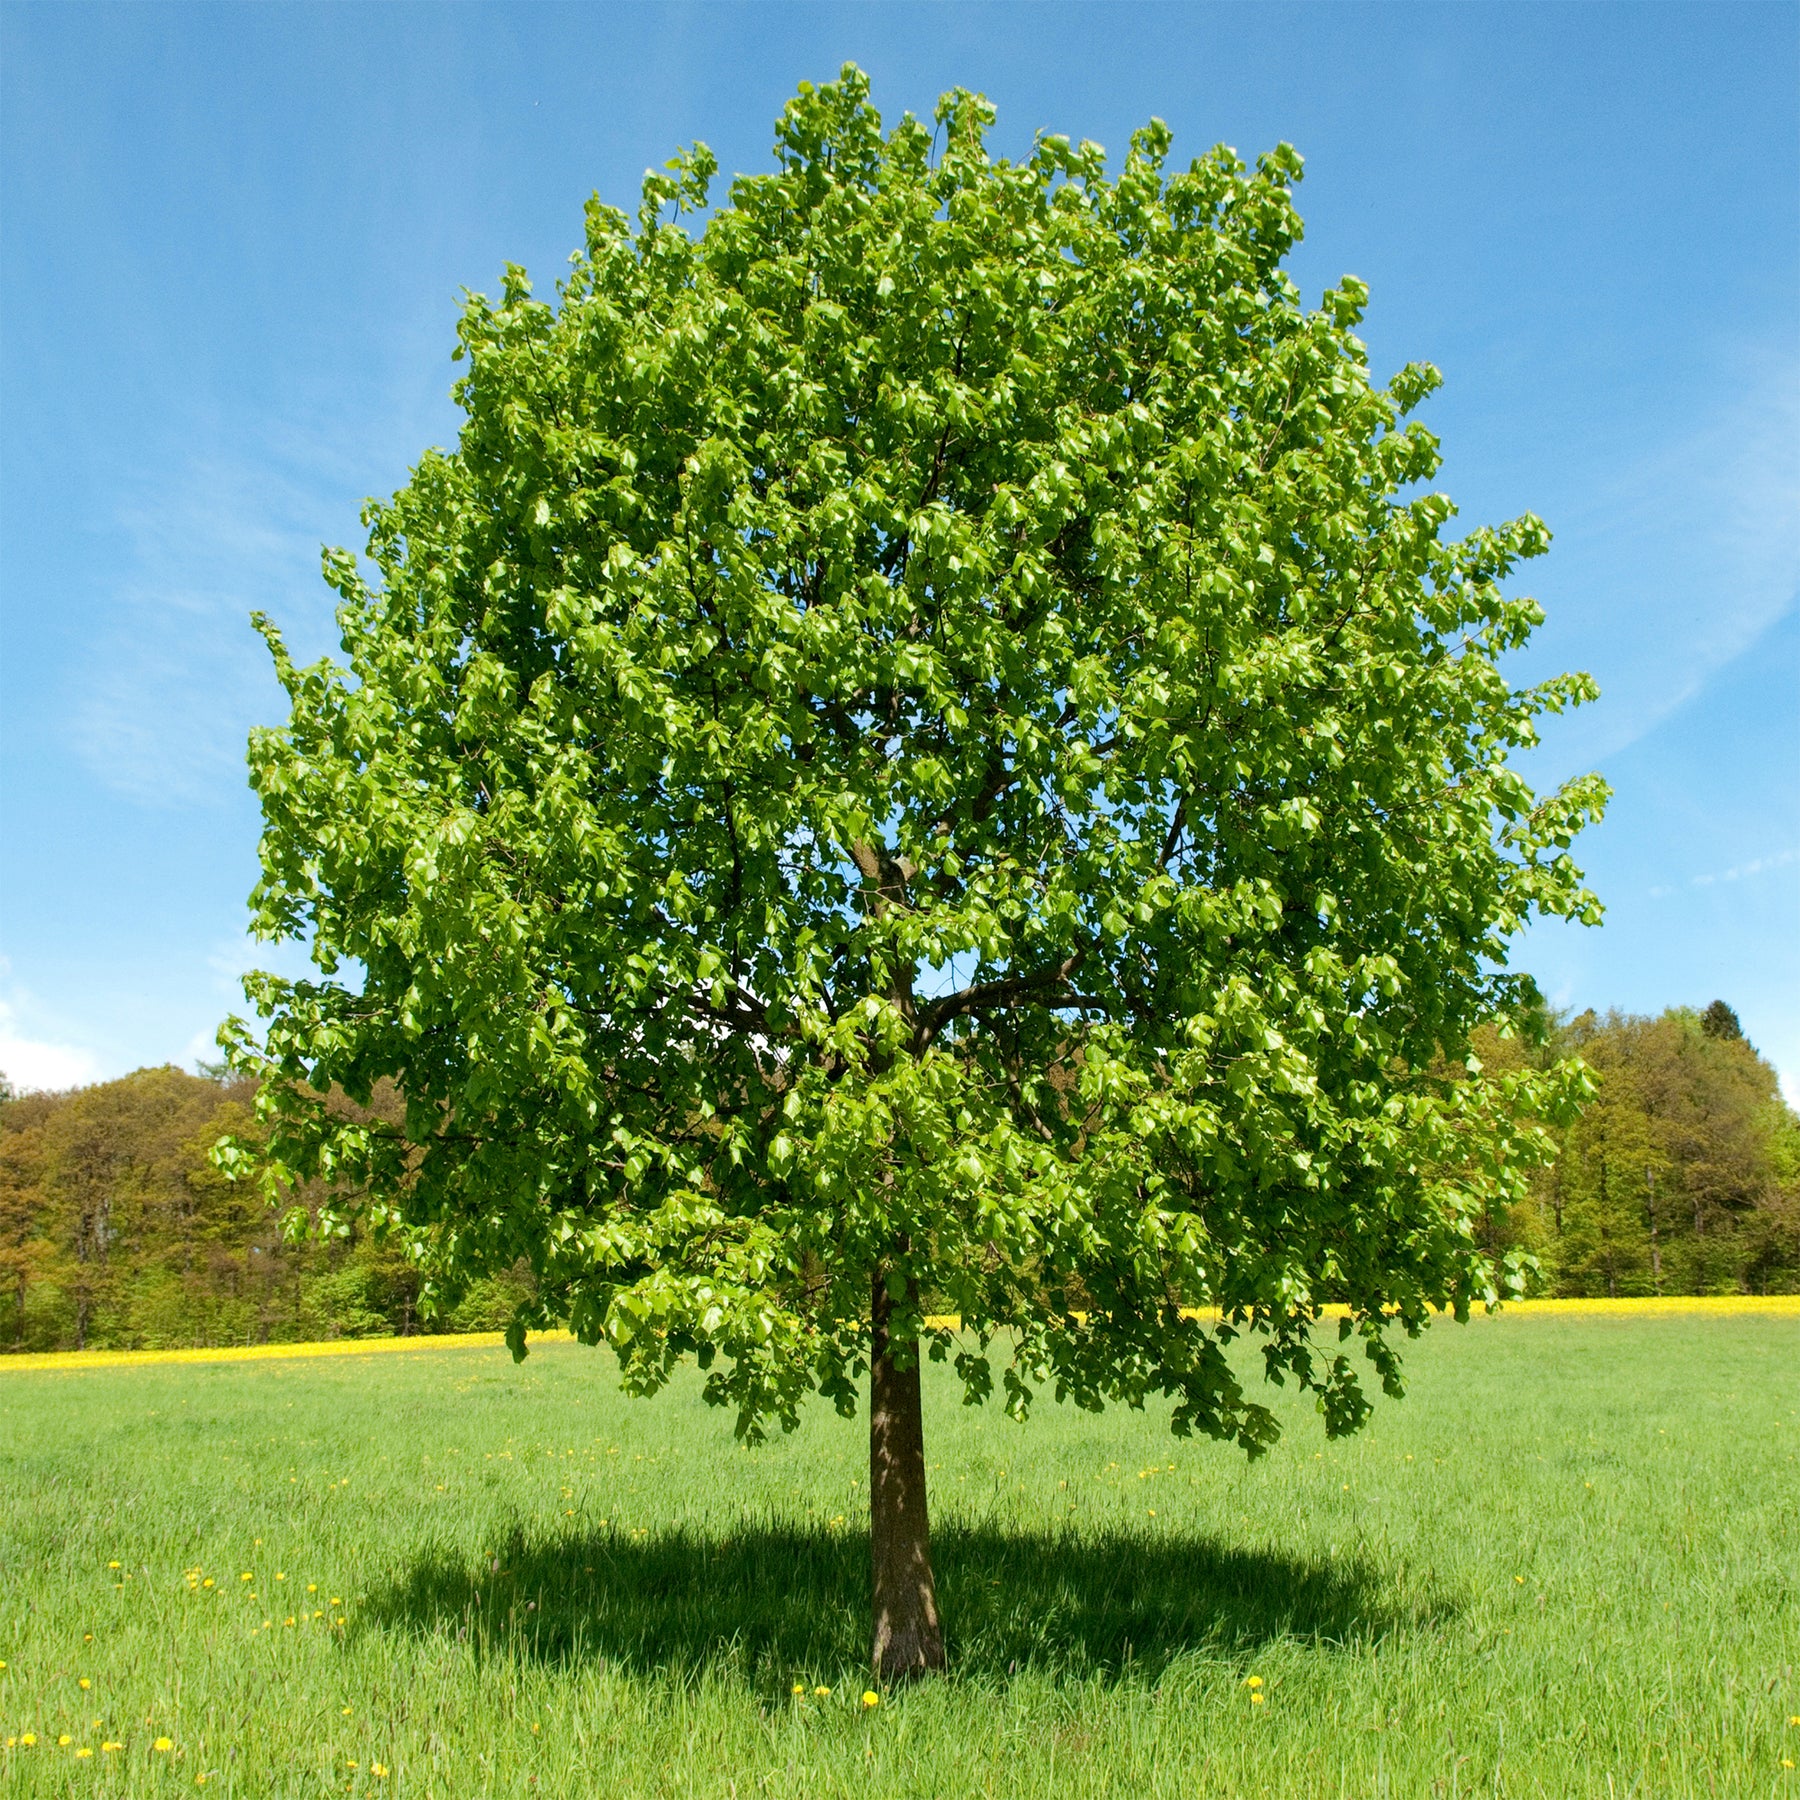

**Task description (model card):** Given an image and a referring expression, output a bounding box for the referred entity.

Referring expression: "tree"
[224,68,1605,1677]
[1699,999,1744,1043]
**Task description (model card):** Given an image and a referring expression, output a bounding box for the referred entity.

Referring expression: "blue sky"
[2,1,1796,1098]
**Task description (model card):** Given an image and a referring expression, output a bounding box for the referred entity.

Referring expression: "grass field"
[2,1311,1796,1797]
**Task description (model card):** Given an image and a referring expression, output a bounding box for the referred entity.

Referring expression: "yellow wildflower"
[373,1765,389,1778]
[154,1736,172,1751]
[862,1691,879,1708]
[792,1682,806,1695]
[108,1560,121,1569]
[1251,1692,1266,1705]
[79,1678,90,1690]
[1246,1675,1263,1689]
[58,1734,72,1746]
[814,1685,830,1697]
[76,1746,93,1759]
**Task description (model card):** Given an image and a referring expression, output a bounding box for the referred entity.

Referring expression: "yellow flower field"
[1,1294,1795,1375]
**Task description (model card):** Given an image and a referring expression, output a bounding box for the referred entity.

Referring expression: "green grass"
[2,1316,1796,1797]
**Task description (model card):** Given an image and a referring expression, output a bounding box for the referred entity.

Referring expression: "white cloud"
[0,994,103,1093]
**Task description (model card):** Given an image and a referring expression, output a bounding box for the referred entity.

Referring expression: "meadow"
[2,1307,1796,1797]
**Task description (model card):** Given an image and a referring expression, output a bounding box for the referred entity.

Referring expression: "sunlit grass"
[2,1314,1796,1795]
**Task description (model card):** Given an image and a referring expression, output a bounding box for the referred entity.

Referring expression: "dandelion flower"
[814,1685,830,1698]
[240,1573,253,1583]
[155,1737,173,1751]
[58,1734,73,1746]
[77,1746,94,1758]
[372,1764,388,1778]
[1251,1692,1266,1705]
[792,1683,806,1696]
[108,1560,121,1569]
[79,1678,91,1690]
[103,1741,122,1752]
[22,1732,38,1746]
[342,1707,353,1717]
[202,1579,214,1589]
[1246,1675,1263,1689]
[862,1691,879,1708]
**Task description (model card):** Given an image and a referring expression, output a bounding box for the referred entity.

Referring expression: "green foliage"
[2,1320,1796,1795]
[1497,1007,1800,1296]
[0,1068,533,1353]
[228,68,1604,1449]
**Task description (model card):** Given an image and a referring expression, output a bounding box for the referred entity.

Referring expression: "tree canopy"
[226,68,1606,1672]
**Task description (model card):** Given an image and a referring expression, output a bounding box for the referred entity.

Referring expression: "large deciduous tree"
[225,69,1605,1678]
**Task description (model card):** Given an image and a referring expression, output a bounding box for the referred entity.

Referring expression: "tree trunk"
[869,1270,945,1680]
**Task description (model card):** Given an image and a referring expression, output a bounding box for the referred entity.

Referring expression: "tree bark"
[869,1269,945,1679]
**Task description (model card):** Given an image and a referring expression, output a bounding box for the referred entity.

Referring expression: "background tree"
[224,69,1606,1677]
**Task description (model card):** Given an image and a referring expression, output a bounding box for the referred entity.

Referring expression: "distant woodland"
[1,1002,1795,1353]
[0,1070,532,1354]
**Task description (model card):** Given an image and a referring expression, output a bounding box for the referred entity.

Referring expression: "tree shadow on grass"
[361,1519,1453,1691]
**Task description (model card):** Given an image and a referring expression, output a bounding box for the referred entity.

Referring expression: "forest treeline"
[1,1000,1795,1352]
[0,1069,532,1353]
[1475,1000,1799,1299]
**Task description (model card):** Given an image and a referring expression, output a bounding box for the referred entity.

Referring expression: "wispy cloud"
[70,347,455,812]
[1649,845,1800,900]
[1525,344,1800,776]
[71,438,357,808]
